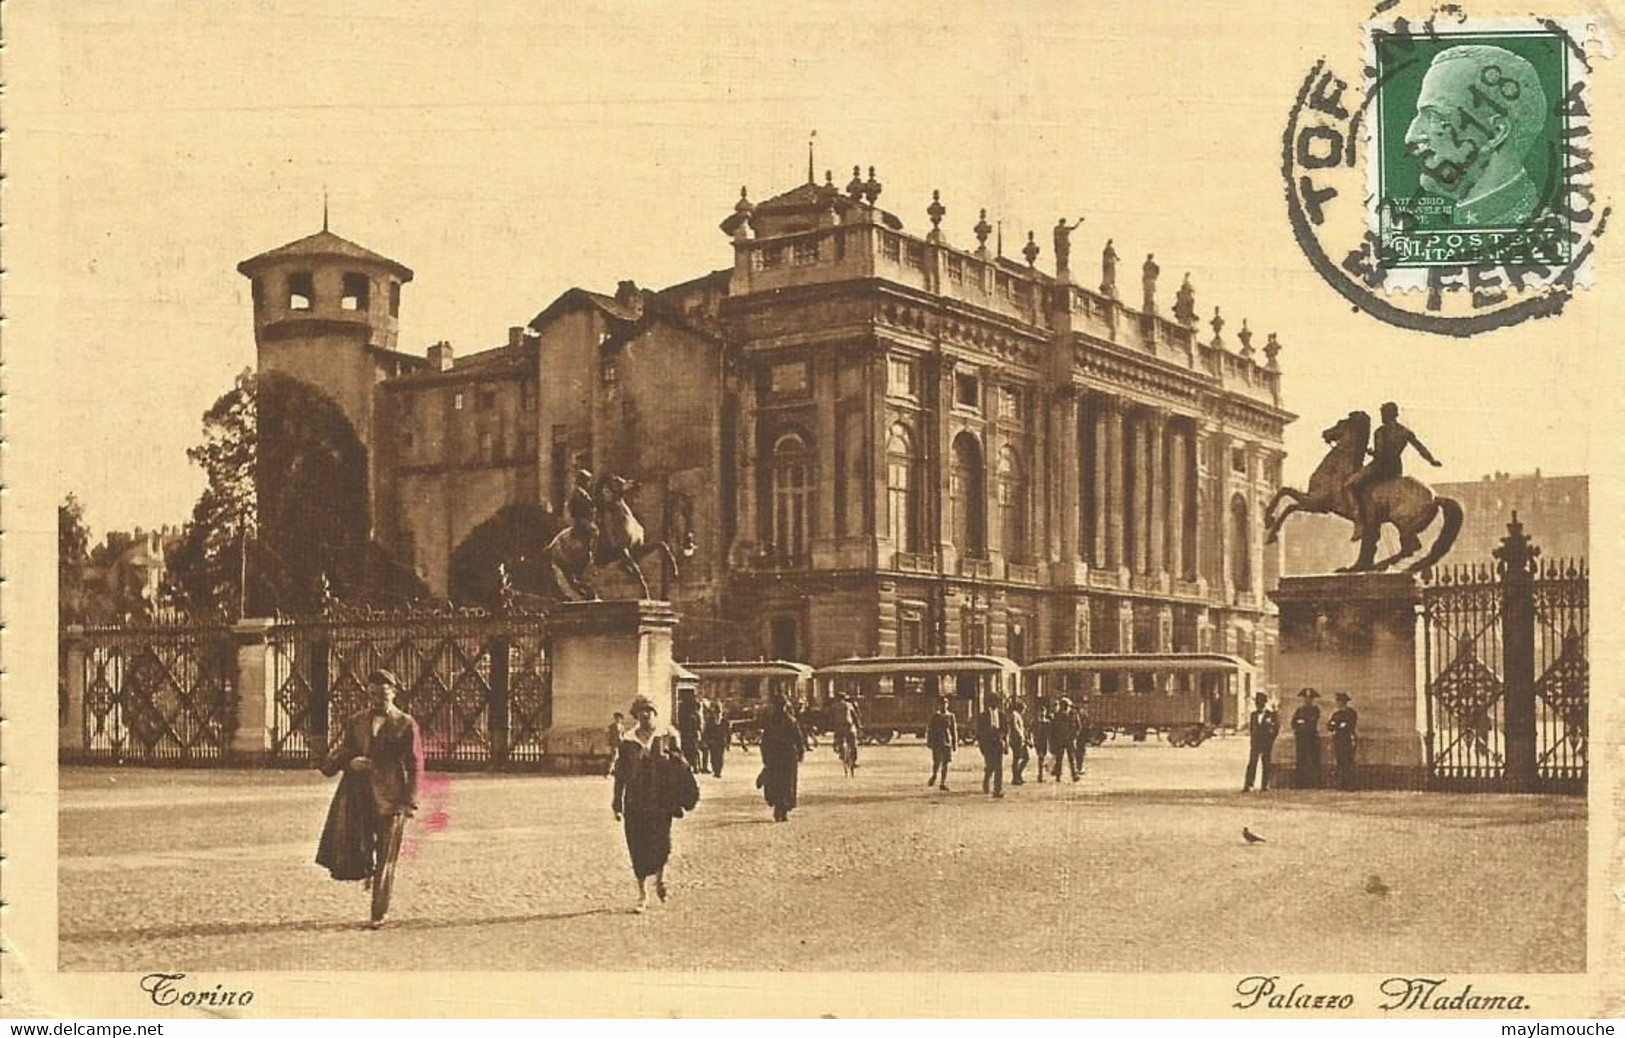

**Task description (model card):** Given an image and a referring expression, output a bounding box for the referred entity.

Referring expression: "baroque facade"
[238,167,1294,672]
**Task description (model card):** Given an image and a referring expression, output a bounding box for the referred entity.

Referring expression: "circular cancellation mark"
[1282,6,1608,336]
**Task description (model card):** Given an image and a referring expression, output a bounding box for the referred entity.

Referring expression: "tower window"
[287,272,314,311]
[389,281,401,317]
[955,372,981,410]
[341,272,370,312]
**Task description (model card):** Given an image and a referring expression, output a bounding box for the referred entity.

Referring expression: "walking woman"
[317,668,423,929]
[759,691,805,821]
[612,693,686,913]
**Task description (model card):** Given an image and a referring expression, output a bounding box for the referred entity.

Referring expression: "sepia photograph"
[4,0,1621,1020]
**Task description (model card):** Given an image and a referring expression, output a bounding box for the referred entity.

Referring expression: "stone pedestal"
[1268,573,1425,790]
[229,618,278,764]
[544,599,679,772]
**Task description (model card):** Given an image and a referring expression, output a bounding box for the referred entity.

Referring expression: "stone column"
[1168,427,1187,583]
[546,599,679,772]
[1092,400,1109,568]
[61,627,87,754]
[1105,404,1125,571]
[739,381,760,556]
[1148,411,1166,581]
[1136,413,1153,576]
[230,618,278,762]
[934,356,956,570]
[1192,423,1212,587]
[1055,388,1080,572]
[1270,574,1426,789]
[814,352,839,564]
[1117,599,1136,653]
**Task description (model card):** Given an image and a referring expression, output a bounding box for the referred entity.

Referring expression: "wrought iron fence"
[1422,515,1586,793]
[78,619,237,763]
[268,606,551,768]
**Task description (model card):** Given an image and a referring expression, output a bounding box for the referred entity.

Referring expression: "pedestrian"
[605,711,626,778]
[1050,697,1078,782]
[1069,699,1090,781]
[1008,699,1030,786]
[759,692,805,821]
[829,690,862,770]
[702,698,729,778]
[977,691,1008,798]
[925,695,958,790]
[1243,692,1280,792]
[317,668,423,929]
[1032,696,1052,783]
[1290,688,1322,788]
[611,693,688,913]
[1329,692,1359,790]
[677,691,703,773]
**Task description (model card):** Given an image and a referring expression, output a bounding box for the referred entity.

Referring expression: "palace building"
[238,165,1295,674]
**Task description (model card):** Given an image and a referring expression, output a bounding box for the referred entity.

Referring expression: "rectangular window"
[793,238,819,265]
[898,603,926,656]
[1232,447,1247,475]
[761,246,785,269]
[601,357,619,386]
[389,281,401,317]
[1000,386,1024,421]
[887,357,918,398]
[287,272,314,311]
[520,381,536,412]
[340,272,370,312]
[770,361,808,395]
[477,387,496,411]
[519,431,536,456]
[478,430,495,463]
[454,392,465,411]
[955,372,981,410]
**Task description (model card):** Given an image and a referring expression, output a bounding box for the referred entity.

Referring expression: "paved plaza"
[60,737,1584,973]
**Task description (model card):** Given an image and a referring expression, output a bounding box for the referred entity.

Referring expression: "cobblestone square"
[60,738,1584,973]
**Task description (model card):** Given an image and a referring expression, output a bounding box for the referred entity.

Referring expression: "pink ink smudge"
[401,771,452,861]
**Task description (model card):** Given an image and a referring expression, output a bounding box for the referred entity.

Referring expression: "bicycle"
[370,812,407,927]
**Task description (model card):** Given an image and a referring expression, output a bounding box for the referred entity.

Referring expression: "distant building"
[68,527,182,624]
[239,165,1296,670]
[1281,471,1587,575]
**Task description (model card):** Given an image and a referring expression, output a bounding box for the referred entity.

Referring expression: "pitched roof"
[237,229,414,281]
[527,287,642,332]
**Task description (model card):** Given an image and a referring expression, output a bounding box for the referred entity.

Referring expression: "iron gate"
[79,620,236,763]
[268,606,552,768]
[1422,515,1586,793]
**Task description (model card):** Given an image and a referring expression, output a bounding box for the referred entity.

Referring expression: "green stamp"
[1373,28,1571,269]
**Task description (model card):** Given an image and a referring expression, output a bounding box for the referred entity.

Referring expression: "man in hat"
[317,668,423,928]
[1007,699,1031,786]
[1328,692,1359,790]
[1243,691,1280,792]
[925,695,958,790]
[1050,696,1078,782]
[976,691,1008,798]
[1290,688,1322,788]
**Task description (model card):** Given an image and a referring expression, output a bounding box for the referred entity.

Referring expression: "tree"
[59,494,92,627]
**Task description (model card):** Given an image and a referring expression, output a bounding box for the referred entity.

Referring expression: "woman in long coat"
[612,693,684,913]
[758,692,805,822]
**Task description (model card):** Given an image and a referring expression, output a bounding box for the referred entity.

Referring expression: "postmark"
[1284,7,1611,334]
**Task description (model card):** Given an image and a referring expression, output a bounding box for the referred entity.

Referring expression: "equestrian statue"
[1263,402,1462,574]
[539,469,695,600]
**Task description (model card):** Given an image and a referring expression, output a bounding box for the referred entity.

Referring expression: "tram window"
[743,678,761,700]
[956,674,978,700]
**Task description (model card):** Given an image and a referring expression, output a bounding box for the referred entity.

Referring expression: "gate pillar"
[62,626,88,754]
[545,600,679,772]
[1269,573,1426,789]
[230,618,278,763]
[1495,517,1539,790]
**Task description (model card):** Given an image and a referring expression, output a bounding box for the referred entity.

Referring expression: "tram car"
[1022,653,1257,746]
[675,660,815,748]
[811,655,1021,744]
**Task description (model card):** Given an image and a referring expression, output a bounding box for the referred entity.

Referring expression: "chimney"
[615,280,644,318]
[509,326,525,349]
[427,340,454,371]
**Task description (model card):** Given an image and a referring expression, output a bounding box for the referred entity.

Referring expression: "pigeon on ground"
[1242,827,1266,844]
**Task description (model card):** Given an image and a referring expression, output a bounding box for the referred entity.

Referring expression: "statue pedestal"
[1268,574,1426,790]
[544,599,678,772]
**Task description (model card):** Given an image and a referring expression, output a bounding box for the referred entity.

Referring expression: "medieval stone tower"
[236,223,416,527]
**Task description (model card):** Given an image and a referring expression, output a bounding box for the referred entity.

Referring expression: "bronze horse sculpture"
[539,474,689,600]
[1263,410,1462,573]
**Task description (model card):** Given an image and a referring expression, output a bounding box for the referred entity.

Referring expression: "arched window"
[997,445,1027,562]
[1230,493,1251,591]
[886,423,919,554]
[772,432,814,564]
[950,432,986,559]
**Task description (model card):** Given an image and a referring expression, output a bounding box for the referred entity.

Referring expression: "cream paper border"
[4,0,1623,1019]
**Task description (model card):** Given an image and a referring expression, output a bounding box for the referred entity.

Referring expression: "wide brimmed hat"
[629,693,660,716]
[368,668,402,689]
[1334,692,1352,703]
[1298,688,1320,700]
